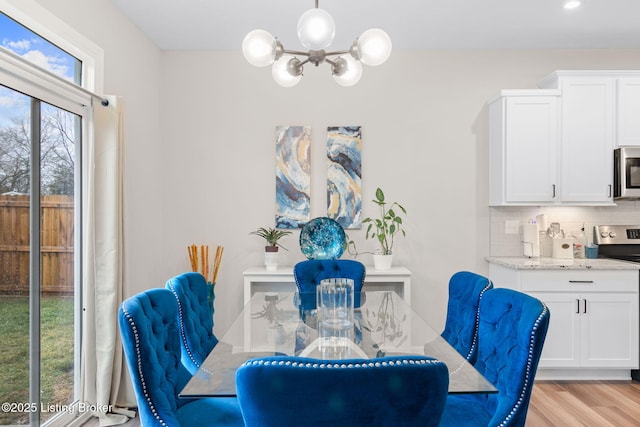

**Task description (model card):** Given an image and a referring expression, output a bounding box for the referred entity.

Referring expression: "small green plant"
[250,227,292,250]
[362,187,407,255]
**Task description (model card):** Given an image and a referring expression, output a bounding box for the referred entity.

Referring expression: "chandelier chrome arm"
[282,49,311,57]
[281,47,348,59]
[323,49,351,57]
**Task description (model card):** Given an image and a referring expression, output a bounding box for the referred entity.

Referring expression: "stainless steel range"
[595,224,640,261]
[594,224,640,381]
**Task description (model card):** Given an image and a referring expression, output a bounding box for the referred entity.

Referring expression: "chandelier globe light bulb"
[333,56,362,87]
[272,55,303,87]
[357,28,392,66]
[242,29,277,67]
[297,8,335,50]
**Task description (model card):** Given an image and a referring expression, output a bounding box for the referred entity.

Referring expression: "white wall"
[160,49,640,333]
[25,1,640,333]
[34,0,166,300]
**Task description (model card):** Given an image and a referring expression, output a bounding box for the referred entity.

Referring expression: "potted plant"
[250,227,292,270]
[362,187,407,270]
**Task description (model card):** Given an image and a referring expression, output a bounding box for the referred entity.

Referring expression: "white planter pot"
[264,251,278,270]
[373,254,393,271]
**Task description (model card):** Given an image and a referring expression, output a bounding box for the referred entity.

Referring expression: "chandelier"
[242,0,392,87]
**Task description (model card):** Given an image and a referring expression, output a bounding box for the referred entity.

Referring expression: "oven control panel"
[595,225,640,244]
[627,229,640,239]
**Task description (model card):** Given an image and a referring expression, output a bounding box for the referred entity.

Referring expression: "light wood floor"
[527,380,640,426]
[82,380,640,426]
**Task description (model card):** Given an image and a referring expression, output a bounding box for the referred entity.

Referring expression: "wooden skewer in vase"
[212,245,224,284]
[188,244,223,285]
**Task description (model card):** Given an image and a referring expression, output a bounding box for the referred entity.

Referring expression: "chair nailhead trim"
[496,303,549,427]
[466,280,494,361]
[167,283,200,368]
[122,307,170,426]
[243,357,440,370]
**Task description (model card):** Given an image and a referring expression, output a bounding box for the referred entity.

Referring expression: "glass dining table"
[180,291,497,398]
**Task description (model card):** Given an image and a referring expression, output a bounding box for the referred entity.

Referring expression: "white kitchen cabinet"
[540,73,615,204]
[617,78,640,147]
[489,90,560,205]
[489,71,640,206]
[488,264,639,379]
[531,292,580,367]
[533,291,638,369]
[580,293,638,367]
[558,77,614,202]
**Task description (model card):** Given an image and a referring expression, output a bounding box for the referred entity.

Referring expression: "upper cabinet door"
[504,96,559,203]
[559,77,614,203]
[489,92,559,205]
[617,78,640,147]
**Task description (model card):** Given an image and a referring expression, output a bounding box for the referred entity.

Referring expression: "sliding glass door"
[0,10,86,424]
[0,4,106,424]
[0,84,80,426]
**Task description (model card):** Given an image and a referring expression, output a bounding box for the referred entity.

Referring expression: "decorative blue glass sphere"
[299,217,346,260]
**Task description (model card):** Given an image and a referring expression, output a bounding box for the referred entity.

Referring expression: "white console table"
[243,266,412,306]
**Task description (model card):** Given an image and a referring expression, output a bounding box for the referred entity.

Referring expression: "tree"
[41,106,76,195]
[0,106,77,195]
[0,117,30,194]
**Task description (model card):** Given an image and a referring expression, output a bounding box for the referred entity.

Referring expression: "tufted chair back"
[119,288,244,427]
[439,288,550,427]
[118,288,195,426]
[441,271,493,363]
[236,355,449,427]
[293,259,366,309]
[165,272,218,374]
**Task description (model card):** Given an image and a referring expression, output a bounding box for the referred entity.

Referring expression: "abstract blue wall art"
[326,126,362,229]
[275,125,311,228]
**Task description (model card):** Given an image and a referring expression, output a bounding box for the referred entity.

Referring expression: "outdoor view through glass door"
[0,86,79,426]
[0,12,83,425]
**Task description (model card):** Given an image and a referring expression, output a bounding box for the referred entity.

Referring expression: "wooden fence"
[0,194,74,294]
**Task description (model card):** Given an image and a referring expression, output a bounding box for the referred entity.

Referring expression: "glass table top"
[180,291,497,397]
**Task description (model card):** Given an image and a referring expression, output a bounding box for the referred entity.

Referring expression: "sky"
[0,12,78,126]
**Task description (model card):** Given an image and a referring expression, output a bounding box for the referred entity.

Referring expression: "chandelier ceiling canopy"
[242,0,392,87]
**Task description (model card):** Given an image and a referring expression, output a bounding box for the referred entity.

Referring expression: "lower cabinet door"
[533,292,581,368]
[532,292,639,369]
[580,293,639,368]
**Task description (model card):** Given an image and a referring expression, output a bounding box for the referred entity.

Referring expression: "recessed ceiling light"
[564,0,583,10]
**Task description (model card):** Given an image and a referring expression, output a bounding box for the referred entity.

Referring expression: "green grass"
[0,295,74,425]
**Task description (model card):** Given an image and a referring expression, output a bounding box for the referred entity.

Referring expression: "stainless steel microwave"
[614,147,640,199]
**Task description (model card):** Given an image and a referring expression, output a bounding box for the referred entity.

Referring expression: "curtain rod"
[0,46,109,106]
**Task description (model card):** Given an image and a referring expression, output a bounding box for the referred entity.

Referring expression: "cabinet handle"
[552,184,556,198]
[583,298,587,314]
[569,280,594,284]
[608,184,612,198]
[576,299,580,313]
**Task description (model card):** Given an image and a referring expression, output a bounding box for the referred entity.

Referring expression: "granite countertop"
[486,256,640,270]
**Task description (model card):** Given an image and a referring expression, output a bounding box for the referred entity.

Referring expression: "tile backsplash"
[490,200,640,257]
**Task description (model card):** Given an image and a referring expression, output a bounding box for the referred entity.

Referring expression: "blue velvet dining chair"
[165,272,218,374]
[293,259,366,309]
[441,271,493,363]
[236,355,449,427]
[439,288,550,427]
[118,288,244,427]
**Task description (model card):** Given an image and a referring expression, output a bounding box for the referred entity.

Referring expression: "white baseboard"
[536,368,632,381]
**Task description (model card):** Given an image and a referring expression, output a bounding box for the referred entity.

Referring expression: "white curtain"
[80,96,133,426]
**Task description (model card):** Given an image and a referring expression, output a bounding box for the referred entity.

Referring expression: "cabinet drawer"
[521,270,638,292]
